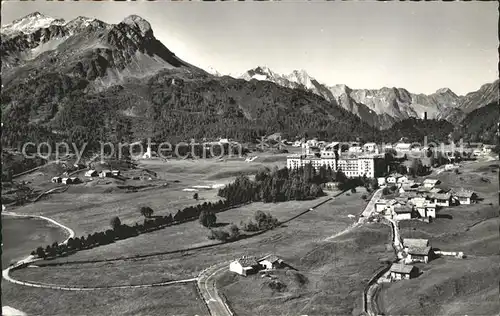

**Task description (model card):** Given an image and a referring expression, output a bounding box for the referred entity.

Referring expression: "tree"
[36,246,46,259]
[193,193,199,200]
[139,206,154,218]
[410,158,423,177]
[110,216,121,230]
[199,210,217,227]
[228,224,240,240]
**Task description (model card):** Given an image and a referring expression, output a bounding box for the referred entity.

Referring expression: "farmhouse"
[423,179,441,188]
[406,245,432,263]
[414,202,436,219]
[394,205,414,221]
[99,170,112,178]
[259,255,284,270]
[453,189,476,205]
[431,193,451,207]
[51,176,62,183]
[390,263,418,280]
[377,177,386,187]
[375,199,389,213]
[85,170,98,177]
[229,257,261,276]
[386,174,403,184]
[397,176,409,184]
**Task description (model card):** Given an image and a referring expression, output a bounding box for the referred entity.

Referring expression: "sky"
[1,1,498,95]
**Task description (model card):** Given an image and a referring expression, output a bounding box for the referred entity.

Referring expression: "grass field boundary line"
[33,196,339,267]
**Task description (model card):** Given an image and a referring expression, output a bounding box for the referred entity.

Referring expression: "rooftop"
[403,238,429,248]
[407,245,432,256]
[453,189,474,198]
[235,256,259,267]
[423,179,440,184]
[260,254,282,263]
[431,193,451,200]
[394,206,412,214]
[390,263,415,274]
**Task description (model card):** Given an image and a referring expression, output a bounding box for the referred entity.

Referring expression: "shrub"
[351,188,357,193]
[361,194,367,200]
[382,187,391,195]
[110,216,121,230]
[139,206,154,218]
[209,228,230,242]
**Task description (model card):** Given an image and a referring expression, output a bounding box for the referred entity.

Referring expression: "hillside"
[1,13,379,153]
[452,101,499,145]
[380,118,455,143]
[240,67,496,130]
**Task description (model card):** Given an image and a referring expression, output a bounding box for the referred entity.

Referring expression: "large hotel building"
[286,143,386,178]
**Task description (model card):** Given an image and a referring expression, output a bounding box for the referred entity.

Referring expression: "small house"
[377,177,387,187]
[431,193,451,207]
[386,174,402,184]
[229,257,261,276]
[99,170,112,178]
[85,170,98,177]
[259,255,284,270]
[111,170,121,176]
[375,199,389,213]
[51,176,62,183]
[397,176,409,184]
[363,143,377,152]
[323,182,339,191]
[453,189,475,205]
[390,263,418,280]
[423,179,441,188]
[407,245,432,263]
[394,205,414,221]
[425,203,436,218]
[61,178,70,184]
[69,177,80,184]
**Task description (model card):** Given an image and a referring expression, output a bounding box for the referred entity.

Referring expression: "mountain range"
[239,66,498,128]
[0,12,497,149]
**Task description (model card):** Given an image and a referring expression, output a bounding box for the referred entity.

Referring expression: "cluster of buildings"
[229,254,284,276]
[85,169,120,178]
[51,176,81,185]
[374,176,476,222]
[286,142,386,178]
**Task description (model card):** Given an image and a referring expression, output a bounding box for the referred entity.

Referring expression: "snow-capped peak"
[284,69,316,90]
[435,87,454,95]
[1,12,66,36]
[122,15,152,36]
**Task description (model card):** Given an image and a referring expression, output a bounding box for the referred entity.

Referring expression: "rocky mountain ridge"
[239,67,497,128]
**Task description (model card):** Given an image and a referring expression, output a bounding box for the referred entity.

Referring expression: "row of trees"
[31,198,236,259]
